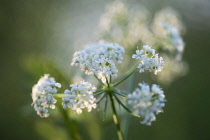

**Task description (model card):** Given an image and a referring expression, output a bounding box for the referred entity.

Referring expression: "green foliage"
[23,55,71,89]
[35,120,68,140]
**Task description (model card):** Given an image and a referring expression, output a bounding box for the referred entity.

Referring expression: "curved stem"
[108,92,124,140]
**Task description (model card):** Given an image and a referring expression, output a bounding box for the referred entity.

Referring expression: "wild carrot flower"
[132,45,164,74]
[127,83,165,125]
[32,74,61,117]
[62,81,97,114]
[71,42,125,83]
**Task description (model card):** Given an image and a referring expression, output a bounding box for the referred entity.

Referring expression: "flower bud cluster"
[62,81,97,114]
[127,83,165,125]
[71,42,125,83]
[132,45,164,74]
[32,74,61,117]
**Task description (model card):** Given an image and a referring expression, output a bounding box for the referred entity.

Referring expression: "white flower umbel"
[71,42,125,83]
[32,74,61,117]
[132,45,164,74]
[162,22,185,60]
[62,81,97,114]
[127,83,165,125]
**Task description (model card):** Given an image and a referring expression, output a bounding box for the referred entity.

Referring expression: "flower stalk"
[58,105,82,140]
[31,42,167,140]
[109,92,124,140]
[113,67,138,87]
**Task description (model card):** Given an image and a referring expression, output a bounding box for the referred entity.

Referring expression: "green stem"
[124,72,136,140]
[103,94,108,121]
[96,93,106,104]
[94,74,105,85]
[112,94,140,118]
[106,76,109,87]
[124,114,131,140]
[58,105,82,140]
[53,93,64,98]
[108,92,124,140]
[93,90,105,96]
[113,89,128,99]
[113,68,138,87]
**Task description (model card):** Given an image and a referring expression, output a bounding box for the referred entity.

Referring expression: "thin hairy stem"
[109,92,124,140]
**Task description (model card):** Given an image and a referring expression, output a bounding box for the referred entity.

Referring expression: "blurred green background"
[1,0,210,140]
